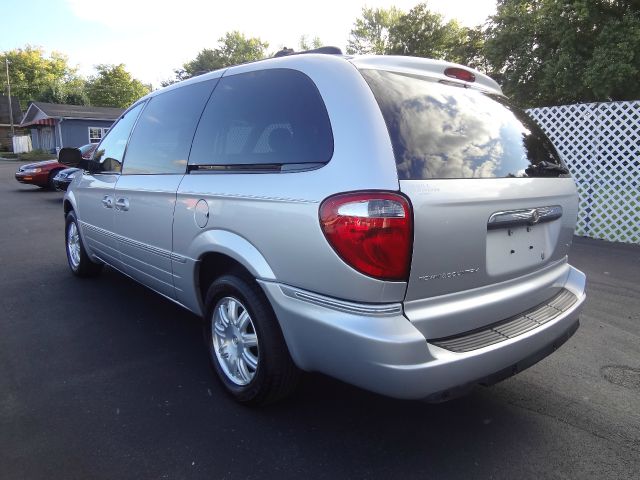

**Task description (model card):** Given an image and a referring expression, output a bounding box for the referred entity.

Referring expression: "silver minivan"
[60,50,586,405]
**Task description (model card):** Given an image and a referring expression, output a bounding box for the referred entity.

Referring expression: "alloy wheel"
[211,296,259,386]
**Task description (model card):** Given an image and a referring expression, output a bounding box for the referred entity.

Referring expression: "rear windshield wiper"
[187,162,326,174]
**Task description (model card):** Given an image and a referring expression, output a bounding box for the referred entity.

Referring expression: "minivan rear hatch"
[358,66,579,333]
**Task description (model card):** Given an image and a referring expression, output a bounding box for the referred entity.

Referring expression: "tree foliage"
[86,64,150,108]
[0,46,86,108]
[298,35,323,51]
[347,4,486,68]
[166,31,269,85]
[388,4,463,58]
[5,3,638,111]
[485,0,640,107]
[347,7,403,55]
[1,46,150,108]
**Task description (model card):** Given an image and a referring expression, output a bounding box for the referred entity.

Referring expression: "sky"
[1,0,496,89]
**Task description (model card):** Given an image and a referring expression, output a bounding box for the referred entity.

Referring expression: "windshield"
[360,69,569,180]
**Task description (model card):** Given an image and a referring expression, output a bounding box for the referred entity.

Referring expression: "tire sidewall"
[49,170,61,190]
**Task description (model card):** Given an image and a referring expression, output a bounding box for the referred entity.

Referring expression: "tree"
[347,7,402,54]
[165,31,269,86]
[387,4,463,59]
[347,4,487,68]
[583,9,640,101]
[448,25,489,71]
[208,31,268,69]
[86,64,150,108]
[298,35,323,51]
[485,0,640,107]
[171,48,218,83]
[0,46,85,108]
[39,76,88,105]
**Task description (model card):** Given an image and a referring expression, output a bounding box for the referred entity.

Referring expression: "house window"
[88,127,110,144]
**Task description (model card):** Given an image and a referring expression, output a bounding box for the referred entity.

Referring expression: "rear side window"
[122,80,216,174]
[189,69,333,170]
[360,69,569,179]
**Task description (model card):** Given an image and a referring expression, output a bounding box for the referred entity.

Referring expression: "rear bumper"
[259,265,585,400]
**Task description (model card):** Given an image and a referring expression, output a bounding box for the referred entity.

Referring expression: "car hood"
[21,159,60,169]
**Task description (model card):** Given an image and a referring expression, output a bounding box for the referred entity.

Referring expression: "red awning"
[21,118,57,127]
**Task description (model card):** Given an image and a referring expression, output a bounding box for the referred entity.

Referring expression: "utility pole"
[5,58,15,137]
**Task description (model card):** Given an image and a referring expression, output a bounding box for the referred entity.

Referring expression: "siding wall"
[61,119,115,148]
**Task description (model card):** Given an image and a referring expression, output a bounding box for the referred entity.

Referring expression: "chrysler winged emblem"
[487,205,563,230]
[530,209,540,224]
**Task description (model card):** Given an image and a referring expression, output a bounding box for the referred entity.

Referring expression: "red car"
[15,159,67,190]
[15,144,97,190]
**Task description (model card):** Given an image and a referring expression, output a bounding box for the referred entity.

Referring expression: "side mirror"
[58,147,83,167]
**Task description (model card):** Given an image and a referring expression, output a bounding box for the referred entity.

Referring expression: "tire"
[204,273,300,405]
[48,170,61,190]
[65,211,103,277]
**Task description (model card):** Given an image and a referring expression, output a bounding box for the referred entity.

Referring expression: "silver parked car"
[60,50,586,405]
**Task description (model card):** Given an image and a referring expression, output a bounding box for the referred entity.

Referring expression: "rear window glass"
[360,69,569,179]
[189,69,333,169]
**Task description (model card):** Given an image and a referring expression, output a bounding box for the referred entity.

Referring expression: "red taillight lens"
[444,67,476,82]
[319,192,413,281]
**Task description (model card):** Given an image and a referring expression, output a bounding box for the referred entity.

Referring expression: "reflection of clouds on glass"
[389,75,518,178]
[363,69,566,179]
[145,114,162,125]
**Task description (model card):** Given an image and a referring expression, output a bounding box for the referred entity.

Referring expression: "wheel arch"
[186,229,276,314]
[63,190,77,216]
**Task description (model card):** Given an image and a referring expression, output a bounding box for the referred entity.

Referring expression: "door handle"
[102,195,113,209]
[115,197,129,211]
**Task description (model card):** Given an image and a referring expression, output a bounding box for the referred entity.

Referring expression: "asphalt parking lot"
[1,159,639,480]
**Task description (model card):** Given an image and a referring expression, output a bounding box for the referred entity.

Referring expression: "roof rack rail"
[273,46,343,58]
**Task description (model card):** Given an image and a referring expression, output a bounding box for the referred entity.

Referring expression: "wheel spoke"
[227,299,238,325]
[213,320,226,337]
[241,333,257,347]
[238,357,252,382]
[241,349,258,370]
[218,304,231,326]
[237,311,250,330]
[217,344,228,359]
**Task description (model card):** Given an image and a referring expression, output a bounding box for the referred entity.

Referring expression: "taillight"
[319,192,413,281]
[444,67,476,82]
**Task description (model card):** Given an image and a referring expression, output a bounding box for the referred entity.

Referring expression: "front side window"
[92,102,145,173]
[189,69,333,170]
[122,80,216,174]
[360,69,569,179]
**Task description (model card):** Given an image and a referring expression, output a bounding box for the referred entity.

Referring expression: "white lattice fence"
[527,101,640,244]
